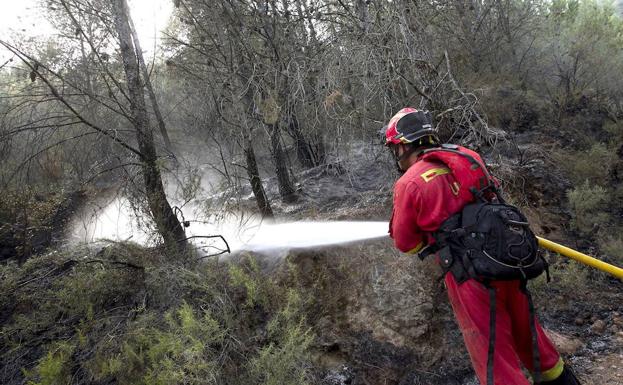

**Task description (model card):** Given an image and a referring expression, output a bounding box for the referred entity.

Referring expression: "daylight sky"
[0,0,173,64]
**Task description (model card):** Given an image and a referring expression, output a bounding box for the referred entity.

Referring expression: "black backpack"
[434,194,548,283]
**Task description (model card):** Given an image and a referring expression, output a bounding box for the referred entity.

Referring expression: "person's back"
[391,145,487,254]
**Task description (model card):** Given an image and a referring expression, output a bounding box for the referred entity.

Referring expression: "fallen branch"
[82,258,144,270]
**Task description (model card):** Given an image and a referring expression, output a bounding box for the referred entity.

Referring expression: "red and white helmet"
[383,107,439,146]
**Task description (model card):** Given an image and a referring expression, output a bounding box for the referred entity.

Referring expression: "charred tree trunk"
[235,63,274,218]
[242,122,275,217]
[244,136,273,218]
[356,0,370,33]
[112,0,186,254]
[268,122,297,203]
[127,14,173,153]
[286,112,324,168]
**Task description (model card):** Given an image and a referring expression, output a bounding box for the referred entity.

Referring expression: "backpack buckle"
[438,246,454,269]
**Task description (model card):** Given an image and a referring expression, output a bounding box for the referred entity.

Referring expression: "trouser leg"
[445,274,529,385]
[506,281,565,382]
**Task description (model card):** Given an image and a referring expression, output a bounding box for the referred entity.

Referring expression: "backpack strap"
[421,144,505,204]
[484,280,496,385]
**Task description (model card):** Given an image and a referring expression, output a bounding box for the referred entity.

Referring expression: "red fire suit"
[389,146,564,385]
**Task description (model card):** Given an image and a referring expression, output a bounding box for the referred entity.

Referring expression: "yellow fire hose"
[537,236,623,280]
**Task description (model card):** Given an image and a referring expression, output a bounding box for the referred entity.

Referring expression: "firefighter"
[384,107,581,385]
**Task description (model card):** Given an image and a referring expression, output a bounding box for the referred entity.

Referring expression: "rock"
[346,253,443,353]
[574,317,585,326]
[590,319,607,334]
[544,329,584,355]
[321,365,354,385]
[589,340,608,351]
[279,241,447,379]
[612,315,623,328]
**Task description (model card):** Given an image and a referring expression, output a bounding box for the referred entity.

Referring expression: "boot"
[538,365,581,385]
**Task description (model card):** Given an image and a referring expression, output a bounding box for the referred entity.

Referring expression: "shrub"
[481,86,552,133]
[98,303,226,385]
[89,260,314,385]
[542,0,623,110]
[249,290,313,385]
[1,246,314,385]
[0,188,64,262]
[599,236,623,266]
[567,180,609,234]
[557,143,616,185]
[530,251,590,296]
[24,342,75,385]
[228,258,264,307]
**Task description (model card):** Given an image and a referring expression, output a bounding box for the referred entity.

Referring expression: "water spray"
[233,221,623,280]
[69,198,623,279]
[234,221,389,252]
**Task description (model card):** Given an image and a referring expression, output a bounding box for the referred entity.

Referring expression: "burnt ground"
[534,275,623,385]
